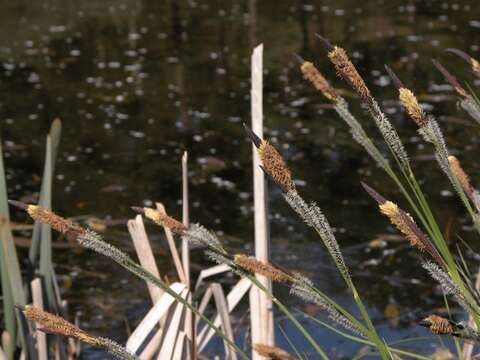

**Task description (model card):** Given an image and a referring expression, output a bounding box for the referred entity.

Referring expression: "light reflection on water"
[2,0,480,357]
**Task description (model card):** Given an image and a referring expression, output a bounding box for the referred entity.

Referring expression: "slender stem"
[247,275,330,360]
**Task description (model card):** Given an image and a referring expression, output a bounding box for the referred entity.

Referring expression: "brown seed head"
[328,46,371,101]
[26,205,84,237]
[380,202,423,249]
[379,201,444,266]
[143,207,187,234]
[420,315,455,335]
[448,155,474,199]
[258,141,295,192]
[399,88,428,127]
[300,61,338,101]
[253,344,295,360]
[21,305,98,345]
[234,254,293,282]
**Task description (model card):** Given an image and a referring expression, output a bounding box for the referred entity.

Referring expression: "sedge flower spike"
[233,254,293,283]
[19,305,138,360]
[299,60,338,101]
[317,35,409,169]
[448,155,474,200]
[361,183,444,267]
[244,124,296,192]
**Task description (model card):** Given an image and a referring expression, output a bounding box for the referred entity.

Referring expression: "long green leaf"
[0,139,29,358]
[29,119,61,265]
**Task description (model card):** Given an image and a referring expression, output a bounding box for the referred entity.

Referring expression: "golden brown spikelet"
[258,141,295,192]
[26,205,85,237]
[471,58,480,76]
[143,207,187,234]
[379,201,444,266]
[421,315,455,335]
[399,88,427,127]
[21,305,98,345]
[253,343,296,360]
[379,202,423,249]
[328,47,371,101]
[300,61,338,101]
[234,254,293,282]
[448,155,474,199]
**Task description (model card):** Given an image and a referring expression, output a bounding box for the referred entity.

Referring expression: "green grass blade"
[278,324,304,360]
[29,119,61,266]
[0,139,30,357]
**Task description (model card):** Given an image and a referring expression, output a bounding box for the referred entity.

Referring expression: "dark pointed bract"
[384,65,405,89]
[8,199,28,210]
[292,53,305,64]
[360,182,387,205]
[243,123,262,148]
[131,206,145,214]
[445,48,473,63]
[315,34,335,52]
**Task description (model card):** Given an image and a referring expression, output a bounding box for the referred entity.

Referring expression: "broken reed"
[8,201,250,360]
[19,305,138,360]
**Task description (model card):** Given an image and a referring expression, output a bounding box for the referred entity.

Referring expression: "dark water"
[2,0,480,358]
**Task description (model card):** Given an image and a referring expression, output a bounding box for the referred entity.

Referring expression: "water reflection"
[2,0,480,357]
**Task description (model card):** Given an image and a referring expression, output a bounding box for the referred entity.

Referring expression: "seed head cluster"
[258,140,296,192]
[300,61,338,101]
[399,88,427,127]
[233,254,293,283]
[328,46,371,101]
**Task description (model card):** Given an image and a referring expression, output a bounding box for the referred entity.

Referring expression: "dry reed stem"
[234,254,293,283]
[399,88,428,127]
[327,46,371,101]
[253,344,295,360]
[300,61,338,101]
[448,155,474,200]
[420,315,455,335]
[432,59,468,97]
